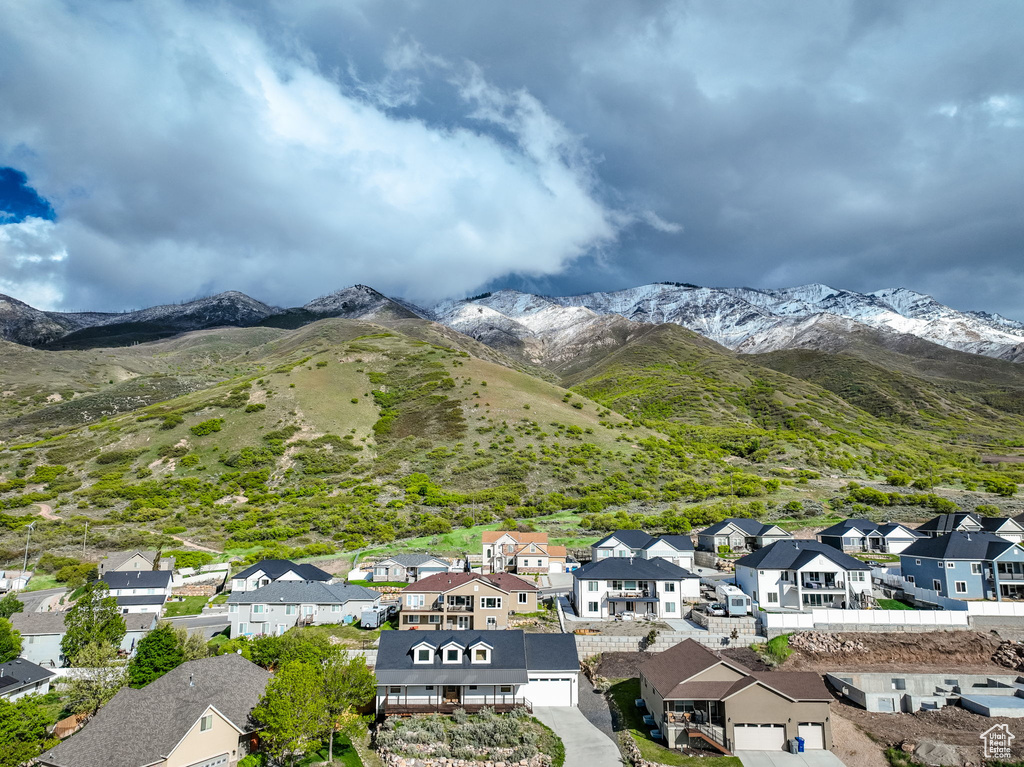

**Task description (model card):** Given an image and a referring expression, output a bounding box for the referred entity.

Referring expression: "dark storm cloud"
[0,0,1022,317]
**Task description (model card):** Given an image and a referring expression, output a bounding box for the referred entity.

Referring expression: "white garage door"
[734,724,786,751]
[522,676,576,706]
[798,723,825,750]
[185,754,229,767]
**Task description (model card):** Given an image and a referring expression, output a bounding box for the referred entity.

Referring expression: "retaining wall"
[573,630,760,659]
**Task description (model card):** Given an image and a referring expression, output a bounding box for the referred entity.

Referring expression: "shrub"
[190,419,224,437]
[244,403,266,413]
[160,413,184,430]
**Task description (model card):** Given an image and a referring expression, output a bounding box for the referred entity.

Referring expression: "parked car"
[703,602,727,617]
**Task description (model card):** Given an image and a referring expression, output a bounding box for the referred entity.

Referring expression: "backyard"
[163,595,210,617]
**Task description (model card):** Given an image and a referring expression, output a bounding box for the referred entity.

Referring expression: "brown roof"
[667,680,744,700]
[746,672,832,701]
[485,573,538,592]
[639,639,741,697]
[547,545,567,558]
[482,531,549,545]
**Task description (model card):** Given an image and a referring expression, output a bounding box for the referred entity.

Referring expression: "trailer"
[715,583,752,616]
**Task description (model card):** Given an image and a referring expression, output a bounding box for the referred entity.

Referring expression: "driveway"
[737,750,847,767]
[533,707,623,767]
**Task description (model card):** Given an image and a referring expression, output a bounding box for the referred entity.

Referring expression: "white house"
[229,559,332,592]
[696,519,791,553]
[572,556,699,620]
[734,540,873,610]
[101,570,173,614]
[915,513,1024,544]
[372,555,454,583]
[590,530,695,571]
[817,519,924,554]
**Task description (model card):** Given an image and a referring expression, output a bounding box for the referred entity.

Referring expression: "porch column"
[994,562,1002,602]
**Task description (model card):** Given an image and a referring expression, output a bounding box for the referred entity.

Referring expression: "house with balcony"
[571,557,699,620]
[481,531,566,574]
[229,559,332,592]
[375,630,578,713]
[915,513,1024,544]
[590,530,695,570]
[817,519,924,554]
[372,554,453,583]
[900,531,1024,600]
[734,540,873,610]
[397,572,538,630]
[696,519,791,554]
[101,570,173,614]
[228,580,381,637]
[639,638,832,753]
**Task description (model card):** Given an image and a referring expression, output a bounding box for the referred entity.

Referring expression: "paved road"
[17,587,67,612]
[533,707,622,767]
[163,613,230,638]
[737,751,846,767]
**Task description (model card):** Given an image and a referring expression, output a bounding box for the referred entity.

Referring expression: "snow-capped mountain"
[302,285,419,320]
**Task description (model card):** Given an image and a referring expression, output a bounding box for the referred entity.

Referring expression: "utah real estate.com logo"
[981,724,1014,759]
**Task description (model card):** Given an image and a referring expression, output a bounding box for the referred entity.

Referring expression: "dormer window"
[412,642,436,664]
[470,641,493,664]
[440,641,465,663]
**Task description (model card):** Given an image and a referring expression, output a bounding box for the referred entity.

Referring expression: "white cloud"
[0,0,628,310]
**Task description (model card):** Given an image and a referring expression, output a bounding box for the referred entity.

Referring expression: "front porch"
[379,684,533,716]
[663,701,731,754]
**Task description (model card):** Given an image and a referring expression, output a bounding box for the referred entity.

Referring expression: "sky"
[1,1,1022,318]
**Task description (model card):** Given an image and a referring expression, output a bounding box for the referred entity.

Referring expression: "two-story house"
[572,557,699,620]
[900,531,1024,600]
[228,581,381,637]
[696,519,791,554]
[101,570,173,614]
[640,638,832,753]
[229,559,332,592]
[481,531,566,574]
[590,530,695,570]
[734,540,873,610]
[398,572,538,630]
[98,550,175,578]
[817,519,924,554]
[375,630,579,712]
[373,555,453,583]
[915,513,1024,544]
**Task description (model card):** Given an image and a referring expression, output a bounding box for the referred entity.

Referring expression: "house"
[696,519,791,554]
[398,572,538,630]
[826,671,1024,715]
[0,658,55,700]
[11,611,156,668]
[97,550,175,577]
[571,557,699,620]
[375,629,578,713]
[734,540,873,610]
[229,559,332,592]
[915,513,1024,544]
[816,519,924,554]
[481,531,567,574]
[0,569,31,592]
[101,570,173,614]
[373,554,453,583]
[900,531,1024,600]
[227,580,381,637]
[590,530,695,570]
[38,654,270,767]
[640,638,832,753]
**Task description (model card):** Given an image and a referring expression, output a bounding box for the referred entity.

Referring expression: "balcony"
[443,602,473,612]
[801,577,845,591]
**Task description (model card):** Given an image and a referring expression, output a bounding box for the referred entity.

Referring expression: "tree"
[64,641,127,714]
[0,618,22,663]
[321,652,375,763]
[0,695,58,767]
[252,661,328,766]
[61,582,126,665]
[0,592,23,620]
[172,624,211,662]
[128,622,184,688]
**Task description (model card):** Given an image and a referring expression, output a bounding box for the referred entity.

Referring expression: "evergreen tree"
[0,618,22,663]
[61,582,126,665]
[0,592,23,620]
[128,622,185,688]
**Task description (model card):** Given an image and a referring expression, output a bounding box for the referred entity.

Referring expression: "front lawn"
[877,598,915,610]
[608,678,741,767]
[349,580,408,589]
[163,595,209,616]
[298,733,364,767]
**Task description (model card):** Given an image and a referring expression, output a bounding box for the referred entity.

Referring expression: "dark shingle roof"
[0,658,55,688]
[573,556,698,581]
[115,595,167,607]
[233,559,331,582]
[381,554,449,568]
[699,518,779,537]
[524,634,578,671]
[641,535,695,552]
[11,611,155,635]
[915,513,983,535]
[227,580,379,605]
[734,540,872,571]
[639,639,745,697]
[901,531,1016,561]
[376,630,530,685]
[817,519,880,537]
[980,517,1024,534]
[101,570,172,590]
[39,655,270,767]
[593,530,654,549]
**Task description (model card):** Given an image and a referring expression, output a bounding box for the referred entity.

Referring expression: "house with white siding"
[572,557,699,620]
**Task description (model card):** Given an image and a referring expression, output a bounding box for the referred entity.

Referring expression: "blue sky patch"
[0,167,56,222]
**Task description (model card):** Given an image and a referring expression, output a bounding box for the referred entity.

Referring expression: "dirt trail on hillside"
[33,503,59,521]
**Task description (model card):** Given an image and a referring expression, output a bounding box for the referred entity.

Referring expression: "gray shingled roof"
[642,534,695,552]
[593,530,654,549]
[901,531,1017,560]
[524,634,578,672]
[380,554,449,568]
[734,540,872,571]
[39,655,270,767]
[573,556,698,581]
[0,657,55,688]
[376,630,530,685]
[233,559,331,582]
[11,611,155,635]
[699,518,777,537]
[101,570,172,590]
[227,580,379,605]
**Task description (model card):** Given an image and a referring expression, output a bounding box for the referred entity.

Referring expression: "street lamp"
[21,521,35,587]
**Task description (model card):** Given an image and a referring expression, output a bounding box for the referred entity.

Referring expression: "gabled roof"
[642,535,695,553]
[573,556,698,581]
[233,559,332,582]
[378,554,450,568]
[915,513,983,535]
[484,572,538,592]
[699,518,785,537]
[638,638,749,698]
[901,531,1017,561]
[38,655,270,767]
[482,531,549,545]
[734,540,872,571]
[10,611,155,635]
[400,572,537,594]
[817,519,923,539]
[524,633,579,672]
[980,517,1024,534]
[0,657,55,689]
[226,580,380,605]
[100,550,157,569]
[376,630,530,685]
[593,530,654,549]
[101,570,172,590]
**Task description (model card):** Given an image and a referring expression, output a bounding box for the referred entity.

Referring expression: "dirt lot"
[573,621,672,636]
[786,631,1007,674]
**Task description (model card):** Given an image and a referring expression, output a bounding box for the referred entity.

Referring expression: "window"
[518,592,528,604]
[480,597,502,609]
[238,623,247,634]
[587,581,599,592]
[406,615,420,625]
[499,685,513,693]
[971,563,982,575]
[445,649,461,662]
[473,648,490,663]
[285,605,296,615]
[665,602,676,613]
[229,604,237,614]
[946,562,956,569]
[767,592,779,603]
[407,594,425,608]
[933,580,942,592]
[906,575,915,584]
[915,559,921,566]
[428,615,441,624]
[303,605,314,615]
[425,685,434,691]
[389,686,401,694]
[252,604,264,614]
[955,581,967,594]
[851,572,866,582]
[891,678,906,690]
[331,605,340,613]
[200,714,213,732]
[588,601,599,612]
[664,583,676,593]
[781,571,790,581]
[416,648,432,663]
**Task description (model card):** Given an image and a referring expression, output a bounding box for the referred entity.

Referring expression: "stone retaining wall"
[573,631,760,658]
[172,585,215,597]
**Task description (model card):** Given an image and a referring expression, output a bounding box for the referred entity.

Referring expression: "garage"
[798,723,825,750]
[733,724,786,751]
[521,674,578,707]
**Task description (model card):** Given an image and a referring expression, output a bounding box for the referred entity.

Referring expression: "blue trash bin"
[796,737,805,753]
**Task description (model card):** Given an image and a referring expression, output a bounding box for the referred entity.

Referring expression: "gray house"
[230,559,332,592]
[228,580,381,637]
[0,658,55,700]
[697,519,791,554]
[11,612,156,668]
[373,555,453,583]
[900,532,1024,600]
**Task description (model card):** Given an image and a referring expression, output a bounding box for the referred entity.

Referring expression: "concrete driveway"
[737,750,847,767]
[533,707,623,767]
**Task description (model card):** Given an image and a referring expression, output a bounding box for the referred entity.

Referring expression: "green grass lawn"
[163,595,209,616]
[350,580,408,588]
[608,678,741,767]
[877,598,915,610]
[209,593,230,604]
[298,733,363,767]
[23,573,61,592]
[297,621,391,646]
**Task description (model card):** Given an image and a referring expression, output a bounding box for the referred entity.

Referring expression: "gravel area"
[576,674,616,742]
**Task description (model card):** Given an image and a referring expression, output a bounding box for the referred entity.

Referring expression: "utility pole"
[83,521,89,557]
[21,522,35,588]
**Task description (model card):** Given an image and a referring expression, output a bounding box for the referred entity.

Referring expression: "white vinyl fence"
[761,608,970,631]
[967,602,1024,617]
